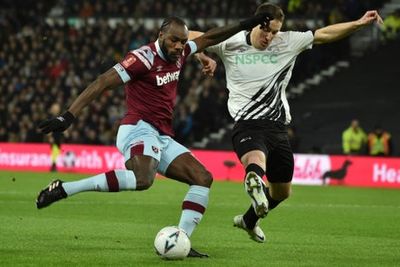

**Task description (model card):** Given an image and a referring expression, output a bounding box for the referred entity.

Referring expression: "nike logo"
[240,136,252,143]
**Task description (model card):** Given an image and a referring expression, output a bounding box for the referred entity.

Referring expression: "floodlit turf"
[0,171,399,266]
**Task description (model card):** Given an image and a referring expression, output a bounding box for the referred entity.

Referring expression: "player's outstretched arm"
[314,10,383,44]
[38,68,123,134]
[192,13,272,51]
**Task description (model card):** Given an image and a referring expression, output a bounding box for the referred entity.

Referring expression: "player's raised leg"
[234,162,268,242]
[229,146,268,241]
[238,142,293,242]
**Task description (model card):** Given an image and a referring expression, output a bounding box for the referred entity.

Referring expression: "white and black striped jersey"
[206,30,313,124]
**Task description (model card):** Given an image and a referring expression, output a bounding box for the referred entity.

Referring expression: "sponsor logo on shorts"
[240,136,252,143]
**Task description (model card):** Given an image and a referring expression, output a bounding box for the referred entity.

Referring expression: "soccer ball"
[154,226,191,260]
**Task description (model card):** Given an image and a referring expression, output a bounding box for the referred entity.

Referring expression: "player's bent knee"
[135,173,155,190]
[192,169,213,187]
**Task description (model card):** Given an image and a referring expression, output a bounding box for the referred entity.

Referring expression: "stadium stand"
[290,38,400,155]
[1,0,397,155]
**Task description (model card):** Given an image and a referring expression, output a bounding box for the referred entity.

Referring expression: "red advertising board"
[329,155,400,188]
[1,143,400,188]
[0,143,243,179]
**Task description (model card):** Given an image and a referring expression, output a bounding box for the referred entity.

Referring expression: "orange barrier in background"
[1,143,399,188]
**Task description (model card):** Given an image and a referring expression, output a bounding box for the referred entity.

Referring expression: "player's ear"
[158,31,164,40]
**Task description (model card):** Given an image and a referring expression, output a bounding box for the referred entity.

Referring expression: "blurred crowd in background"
[1,0,398,153]
[62,0,383,20]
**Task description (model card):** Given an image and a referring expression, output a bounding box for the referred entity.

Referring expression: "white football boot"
[233,215,265,243]
[244,171,269,217]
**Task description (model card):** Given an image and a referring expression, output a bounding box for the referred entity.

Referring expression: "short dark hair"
[159,16,187,33]
[255,3,285,21]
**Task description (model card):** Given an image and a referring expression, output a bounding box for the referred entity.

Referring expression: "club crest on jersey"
[122,54,137,68]
[152,146,159,154]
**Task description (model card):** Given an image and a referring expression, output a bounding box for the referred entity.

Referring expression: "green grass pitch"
[0,170,399,266]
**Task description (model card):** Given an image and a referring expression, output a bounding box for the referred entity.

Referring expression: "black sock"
[243,205,259,229]
[245,164,264,178]
[242,184,283,229]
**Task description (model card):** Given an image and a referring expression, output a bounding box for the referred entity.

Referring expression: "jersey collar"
[155,39,167,61]
[245,31,252,46]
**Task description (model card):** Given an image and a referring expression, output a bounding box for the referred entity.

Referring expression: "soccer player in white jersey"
[35,15,272,257]
[191,3,383,243]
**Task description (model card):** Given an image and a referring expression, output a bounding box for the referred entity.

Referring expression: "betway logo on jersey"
[156,71,180,86]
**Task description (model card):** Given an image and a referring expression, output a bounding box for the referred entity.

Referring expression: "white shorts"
[116,120,190,175]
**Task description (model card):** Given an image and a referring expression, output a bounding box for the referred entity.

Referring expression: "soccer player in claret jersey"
[36,15,271,257]
[191,3,383,243]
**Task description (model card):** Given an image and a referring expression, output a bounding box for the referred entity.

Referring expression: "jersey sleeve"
[113,48,152,83]
[288,30,314,54]
[178,41,198,62]
[186,40,198,55]
[205,40,227,58]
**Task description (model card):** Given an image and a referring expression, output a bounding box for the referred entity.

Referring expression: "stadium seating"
[290,38,400,154]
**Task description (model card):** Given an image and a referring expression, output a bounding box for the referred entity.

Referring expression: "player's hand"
[239,12,273,31]
[195,52,217,77]
[201,57,217,77]
[38,111,75,134]
[357,10,383,26]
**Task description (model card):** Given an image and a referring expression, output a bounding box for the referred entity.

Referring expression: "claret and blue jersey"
[113,40,197,136]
